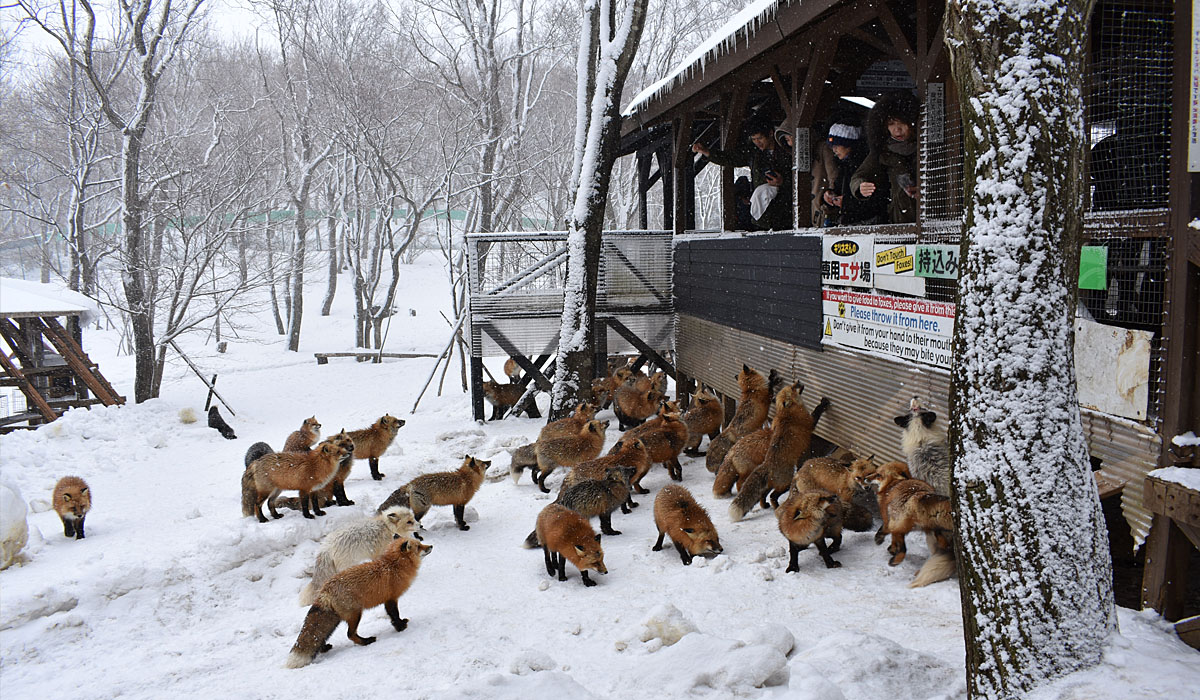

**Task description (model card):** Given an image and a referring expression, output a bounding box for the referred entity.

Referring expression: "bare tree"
[549,0,648,419]
[256,0,335,352]
[945,1,1116,697]
[17,0,207,402]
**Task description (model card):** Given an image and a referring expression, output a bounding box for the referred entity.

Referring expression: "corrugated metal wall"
[677,313,1160,545]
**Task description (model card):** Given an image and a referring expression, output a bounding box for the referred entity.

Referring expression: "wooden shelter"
[615,0,1195,615]
[0,278,123,431]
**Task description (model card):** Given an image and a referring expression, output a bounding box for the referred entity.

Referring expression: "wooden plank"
[1141,514,1193,621]
[1175,615,1200,651]
[38,317,122,406]
[875,0,919,81]
[604,318,676,379]
[314,352,439,361]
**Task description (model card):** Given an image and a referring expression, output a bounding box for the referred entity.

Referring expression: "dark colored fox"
[482,380,541,421]
[704,365,779,473]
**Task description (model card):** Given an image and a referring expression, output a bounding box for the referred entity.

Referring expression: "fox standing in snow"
[892,399,956,587]
[482,380,541,420]
[616,401,689,489]
[533,419,608,493]
[894,397,950,497]
[681,386,724,457]
[242,439,348,522]
[347,414,405,481]
[381,456,489,530]
[864,461,954,586]
[283,417,321,452]
[789,453,876,532]
[508,403,597,485]
[285,537,432,668]
[712,427,770,497]
[704,365,779,473]
[729,384,830,521]
[52,476,91,540]
[653,485,723,565]
[553,465,636,536]
[527,503,607,587]
[777,489,844,570]
[298,506,422,606]
[612,368,667,430]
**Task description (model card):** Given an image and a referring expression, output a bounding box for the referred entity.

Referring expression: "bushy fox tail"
[509,443,537,484]
[712,458,739,497]
[705,433,734,473]
[728,467,769,522]
[285,605,342,669]
[522,529,540,549]
[244,441,274,468]
[910,535,955,588]
[241,466,258,518]
[299,551,338,606]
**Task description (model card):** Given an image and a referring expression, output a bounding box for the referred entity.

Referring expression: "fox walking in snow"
[299,506,423,606]
[286,537,431,668]
[52,476,91,539]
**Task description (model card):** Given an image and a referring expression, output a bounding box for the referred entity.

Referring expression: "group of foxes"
[238,357,955,668]
[238,413,491,668]
[507,360,957,589]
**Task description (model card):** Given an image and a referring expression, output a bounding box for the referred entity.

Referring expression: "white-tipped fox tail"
[909,551,955,588]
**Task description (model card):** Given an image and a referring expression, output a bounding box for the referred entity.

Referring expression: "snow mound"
[616,603,697,651]
[793,631,962,700]
[508,648,557,675]
[737,623,795,657]
[0,481,29,570]
[634,631,790,694]
[434,670,601,699]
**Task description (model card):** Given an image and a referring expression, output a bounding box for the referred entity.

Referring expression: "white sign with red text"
[821,288,956,368]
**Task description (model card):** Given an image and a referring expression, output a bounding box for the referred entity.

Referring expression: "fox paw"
[785,564,799,573]
[393,619,409,632]
[319,644,333,654]
[888,553,905,567]
[824,560,842,569]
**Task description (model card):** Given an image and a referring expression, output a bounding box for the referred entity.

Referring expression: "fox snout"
[595,562,608,575]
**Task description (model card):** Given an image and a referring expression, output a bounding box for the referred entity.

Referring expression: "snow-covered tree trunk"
[549,0,648,420]
[945,1,1115,697]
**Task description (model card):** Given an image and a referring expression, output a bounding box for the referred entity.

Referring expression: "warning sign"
[821,289,956,368]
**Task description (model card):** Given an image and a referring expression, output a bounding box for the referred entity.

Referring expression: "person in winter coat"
[693,121,792,231]
[821,123,887,226]
[851,91,920,224]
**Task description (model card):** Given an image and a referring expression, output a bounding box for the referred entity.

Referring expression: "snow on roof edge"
[623,0,784,118]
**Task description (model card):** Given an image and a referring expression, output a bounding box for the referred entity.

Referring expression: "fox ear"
[62,494,71,502]
[682,528,695,535]
[575,545,586,555]
[894,414,911,428]
[593,533,602,543]
[742,363,750,373]
[919,411,937,428]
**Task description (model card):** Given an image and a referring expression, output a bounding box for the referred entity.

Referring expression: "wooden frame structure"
[0,283,123,431]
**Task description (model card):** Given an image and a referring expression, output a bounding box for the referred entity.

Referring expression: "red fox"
[298,506,422,606]
[509,403,597,485]
[390,456,489,530]
[529,503,607,587]
[729,384,830,522]
[283,417,321,452]
[653,484,722,565]
[559,438,650,494]
[616,402,688,490]
[347,415,405,481]
[791,453,875,508]
[277,430,359,511]
[865,462,954,570]
[682,387,724,457]
[285,537,432,668]
[712,427,770,497]
[242,440,348,522]
[777,489,844,570]
[482,380,541,421]
[704,365,779,473]
[52,476,91,539]
[533,419,608,493]
[613,379,666,431]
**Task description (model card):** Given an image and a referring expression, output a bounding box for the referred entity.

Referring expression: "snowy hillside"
[0,254,1195,699]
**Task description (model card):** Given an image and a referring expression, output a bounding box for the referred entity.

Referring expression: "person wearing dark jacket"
[851,91,920,224]
[693,122,792,231]
[820,123,886,226]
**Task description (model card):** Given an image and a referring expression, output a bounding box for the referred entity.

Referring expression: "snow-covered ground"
[0,254,1196,699]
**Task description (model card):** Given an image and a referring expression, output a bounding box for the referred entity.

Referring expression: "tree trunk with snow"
[945,1,1115,697]
[549,0,648,421]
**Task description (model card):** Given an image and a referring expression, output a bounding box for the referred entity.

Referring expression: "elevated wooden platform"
[1141,472,1200,650]
[315,352,438,365]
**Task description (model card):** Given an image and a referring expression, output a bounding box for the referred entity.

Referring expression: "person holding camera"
[851,91,921,224]
[692,119,792,230]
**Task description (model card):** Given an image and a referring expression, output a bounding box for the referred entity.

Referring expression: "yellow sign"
[876,246,907,266]
[893,255,914,274]
[824,319,832,336]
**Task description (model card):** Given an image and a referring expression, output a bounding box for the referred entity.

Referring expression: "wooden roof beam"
[873,0,919,81]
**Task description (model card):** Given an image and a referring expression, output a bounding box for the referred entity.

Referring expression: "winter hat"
[827,123,861,147]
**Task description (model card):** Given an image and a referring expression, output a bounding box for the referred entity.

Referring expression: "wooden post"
[204,375,218,412]
[470,356,485,421]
